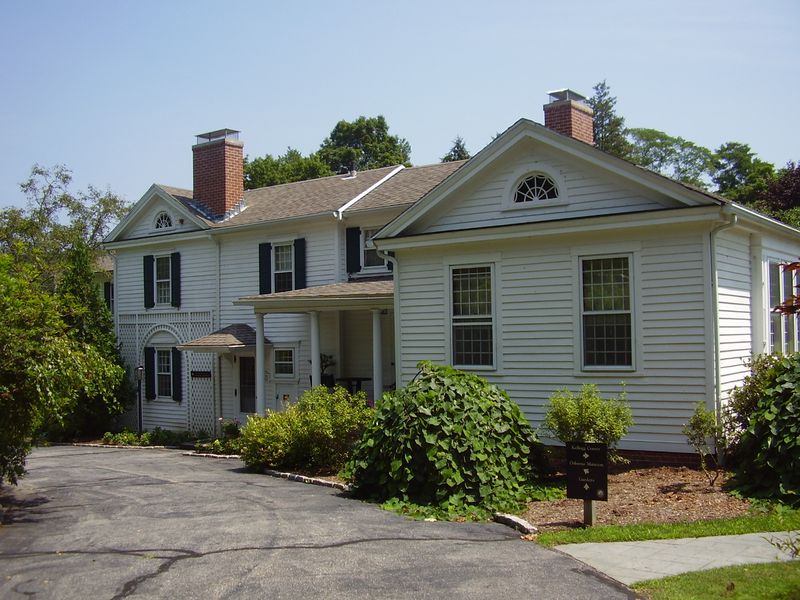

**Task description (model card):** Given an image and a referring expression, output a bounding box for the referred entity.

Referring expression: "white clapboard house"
[106,90,800,452]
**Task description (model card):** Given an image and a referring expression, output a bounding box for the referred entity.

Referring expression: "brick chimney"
[192,129,244,220]
[543,89,594,145]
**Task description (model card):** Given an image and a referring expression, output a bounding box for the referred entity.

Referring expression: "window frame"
[502,165,568,211]
[579,253,636,372]
[154,255,172,306]
[273,347,295,379]
[449,263,496,370]
[767,259,799,354]
[154,211,173,230]
[360,228,389,273]
[156,348,173,399]
[272,242,294,293]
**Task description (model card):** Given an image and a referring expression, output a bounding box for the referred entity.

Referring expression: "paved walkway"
[556,531,798,585]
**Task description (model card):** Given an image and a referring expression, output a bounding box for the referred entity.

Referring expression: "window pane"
[583,314,632,367]
[156,256,170,280]
[274,245,293,271]
[274,272,293,293]
[157,350,172,397]
[452,267,492,317]
[582,257,629,311]
[274,349,294,375]
[156,281,171,304]
[239,356,255,413]
[453,324,493,366]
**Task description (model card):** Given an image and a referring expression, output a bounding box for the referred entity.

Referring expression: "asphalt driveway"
[0,446,634,599]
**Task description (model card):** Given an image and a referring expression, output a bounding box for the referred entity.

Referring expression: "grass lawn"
[536,508,800,547]
[632,561,800,600]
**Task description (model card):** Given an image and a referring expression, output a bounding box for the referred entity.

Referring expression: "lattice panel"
[187,352,216,435]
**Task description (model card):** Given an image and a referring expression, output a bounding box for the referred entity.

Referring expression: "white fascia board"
[374,205,724,252]
[728,202,800,238]
[334,165,405,218]
[376,119,722,239]
[103,230,213,250]
[104,184,209,243]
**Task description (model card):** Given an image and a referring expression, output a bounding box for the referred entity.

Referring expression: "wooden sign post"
[565,442,608,526]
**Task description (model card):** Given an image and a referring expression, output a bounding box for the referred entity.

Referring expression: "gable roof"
[375,119,729,240]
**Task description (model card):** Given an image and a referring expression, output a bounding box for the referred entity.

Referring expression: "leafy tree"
[441,136,471,162]
[0,256,124,484]
[243,148,334,190]
[712,142,775,204]
[764,162,800,212]
[318,115,411,173]
[587,80,631,159]
[627,128,714,188]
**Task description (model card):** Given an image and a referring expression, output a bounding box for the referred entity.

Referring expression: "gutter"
[709,207,738,428]
[332,166,405,220]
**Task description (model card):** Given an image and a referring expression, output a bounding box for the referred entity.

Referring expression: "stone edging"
[64,443,173,450]
[185,452,242,460]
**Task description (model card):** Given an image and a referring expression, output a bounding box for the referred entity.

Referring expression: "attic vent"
[155,211,173,229]
[514,174,559,203]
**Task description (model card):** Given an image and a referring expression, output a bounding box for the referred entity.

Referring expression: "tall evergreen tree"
[441,136,471,162]
[712,142,775,204]
[588,80,631,158]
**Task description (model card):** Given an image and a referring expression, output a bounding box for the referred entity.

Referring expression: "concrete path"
[0,446,635,600]
[556,531,798,585]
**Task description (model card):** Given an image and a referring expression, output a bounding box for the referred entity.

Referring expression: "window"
[155,256,171,304]
[768,260,799,353]
[274,348,295,377]
[362,229,387,270]
[103,282,114,313]
[451,265,494,367]
[581,256,633,369]
[155,212,173,229]
[514,174,559,204]
[239,356,256,413]
[273,243,294,293]
[157,350,172,397]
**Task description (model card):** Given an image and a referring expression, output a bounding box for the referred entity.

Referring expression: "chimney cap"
[545,89,588,104]
[195,128,240,145]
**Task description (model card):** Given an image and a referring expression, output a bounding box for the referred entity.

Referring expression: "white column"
[372,308,383,401]
[310,311,321,387]
[255,312,266,415]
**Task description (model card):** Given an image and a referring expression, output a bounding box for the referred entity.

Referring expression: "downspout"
[376,248,401,388]
[709,207,738,425]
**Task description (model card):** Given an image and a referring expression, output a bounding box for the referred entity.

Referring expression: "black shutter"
[171,348,182,402]
[387,259,393,272]
[143,255,155,308]
[346,227,361,274]
[170,252,181,308]
[258,242,272,294]
[103,281,112,308]
[144,346,156,400]
[294,238,306,290]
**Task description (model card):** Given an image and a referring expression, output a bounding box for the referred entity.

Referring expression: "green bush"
[344,362,548,515]
[682,402,724,485]
[541,384,633,462]
[100,427,194,447]
[731,353,800,504]
[726,354,782,440]
[239,385,372,473]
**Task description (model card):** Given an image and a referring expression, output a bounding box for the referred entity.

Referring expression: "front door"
[238,356,256,421]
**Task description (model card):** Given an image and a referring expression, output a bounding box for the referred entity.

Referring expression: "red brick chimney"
[192,129,244,220]
[543,89,594,145]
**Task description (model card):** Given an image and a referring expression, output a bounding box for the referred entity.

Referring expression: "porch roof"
[235,279,394,313]
[176,323,270,353]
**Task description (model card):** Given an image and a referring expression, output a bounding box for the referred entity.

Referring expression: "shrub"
[239,385,372,473]
[730,353,800,504]
[541,384,633,462]
[344,362,548,515]
[682,402,724,485]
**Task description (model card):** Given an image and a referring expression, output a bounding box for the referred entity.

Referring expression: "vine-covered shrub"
[239,386,372,473]
[541,384,633,462]
[344,362,548,514]
[730,353,800,504]
[726,354,782,441]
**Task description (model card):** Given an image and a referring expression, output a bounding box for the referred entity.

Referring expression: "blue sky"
[1,0,798,209]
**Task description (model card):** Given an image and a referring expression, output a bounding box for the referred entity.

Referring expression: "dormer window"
[155,212,173,229]
[514,174,559,203]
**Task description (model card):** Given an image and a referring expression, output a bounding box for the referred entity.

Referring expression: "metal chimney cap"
[195,129,240,145]
[545,89,588,103]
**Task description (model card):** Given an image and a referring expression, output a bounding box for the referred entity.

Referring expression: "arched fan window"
[154,212,173,229]
[514,174,559,204]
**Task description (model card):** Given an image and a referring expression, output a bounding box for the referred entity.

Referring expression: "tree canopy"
[441,136,471,162]
[318,115,411,173]
[588,80,630,159]
[244,148,334,190]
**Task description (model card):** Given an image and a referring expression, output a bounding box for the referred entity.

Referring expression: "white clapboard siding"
[124,200,203,240]
[715,229,752,402]
[396,227,709,452]
[142,398,188,431]
[414,145,684,235]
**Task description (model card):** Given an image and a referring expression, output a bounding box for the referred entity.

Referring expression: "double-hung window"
[581,255,633,369]
[274,348,295,378]
[155,256,172,305]
[273,244,294,293]
[362,228,387,271]
[156,349,173,397]
[451,265,494,367]
[768,260,799,353]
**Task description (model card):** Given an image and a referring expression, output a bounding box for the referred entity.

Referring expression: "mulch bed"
[521,466,750,532]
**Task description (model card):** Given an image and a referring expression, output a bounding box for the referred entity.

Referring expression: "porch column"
[255,312,266,415]
[309,311,321,387]
[372,309,383,401]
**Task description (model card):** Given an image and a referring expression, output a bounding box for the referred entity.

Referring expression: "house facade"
[106,93,800,452]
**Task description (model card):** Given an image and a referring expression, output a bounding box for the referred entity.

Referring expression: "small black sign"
[191,370,212,379]
[566,442,608,501]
